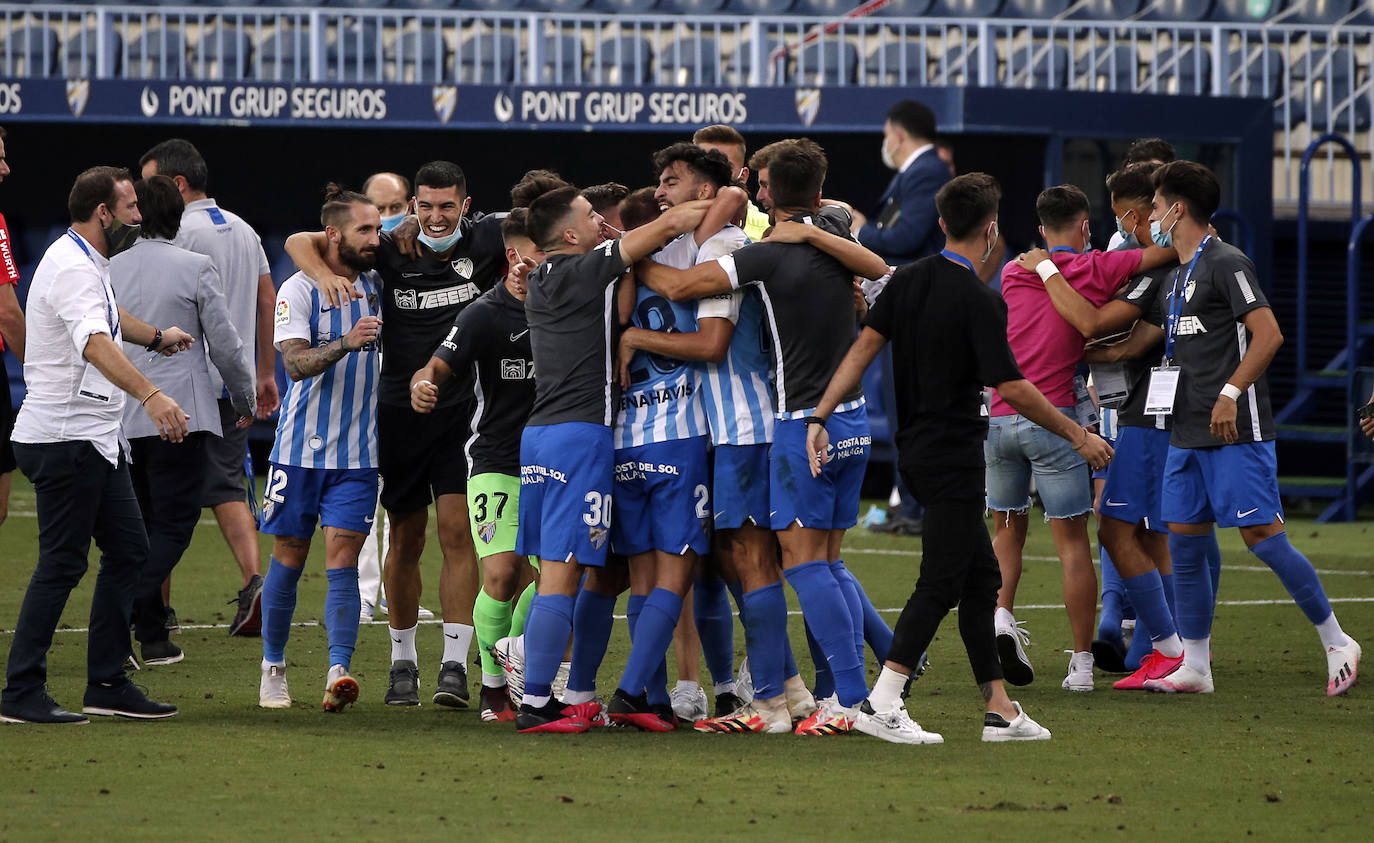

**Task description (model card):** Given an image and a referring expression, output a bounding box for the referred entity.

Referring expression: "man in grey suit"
[111,176,256,666]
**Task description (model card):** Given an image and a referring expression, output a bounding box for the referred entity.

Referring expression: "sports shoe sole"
[143,651,185,667]
[323,677,360,712]
[81,706,178,720]
[516,716,589,734]
[1,714,89,725]
[258,699,291,710]
[432,691,470,709]
[854,717,943,745]
[996,632,1035,686]
[609,711,676,732]
[982,728,1051,742]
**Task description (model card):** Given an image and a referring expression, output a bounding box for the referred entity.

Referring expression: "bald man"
[363,172,411,233]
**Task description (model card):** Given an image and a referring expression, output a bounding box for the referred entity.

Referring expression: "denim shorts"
[984,409,1092,519]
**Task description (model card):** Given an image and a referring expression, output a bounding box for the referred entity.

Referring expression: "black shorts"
[202,398,252,507]
[378,400,471,514]
[0,351,16,475]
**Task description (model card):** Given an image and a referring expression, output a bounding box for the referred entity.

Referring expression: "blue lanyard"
[66,229,120,338]
[1163,234,1211,363]
[940,249,976,274]
[1049,246,1078,255]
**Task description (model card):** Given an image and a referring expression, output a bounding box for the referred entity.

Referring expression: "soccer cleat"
[793,696,854,736]
[492,636,525,703]
[228,575,264,637]
[714,691,746,719]
[564,699,612,728]
[784,678,818,723]
[515,700,590,734]
[1061,651,1094,692]
[694,700,791,734]
[1326,638,1361,697]
[670,681,708,724]
[385,660,421,706]
[1113,650,1184,691]
[982,701,1051,742]
[433,661,470,709]
[1143,663,1214,694]
[735,657,755,705]
[479,684,517,722]
[1091,637,1128,673]
[141,640,184,667]
[259,663,291,709]
[607,689,677,732]
[995,613,1035,686]
[82,681,178,720]
[322,664,359,712]
[854,699,943,745]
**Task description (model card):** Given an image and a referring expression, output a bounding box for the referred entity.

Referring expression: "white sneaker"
[322,664,359,712]
[1144,663,1214,694]
[1326,638,1361,697]
[417,605,435,621]
[854,701,943,745]
[1061,651,1094,692]
[735,656,755,705]
[783,675,818,723]
[982,701,1051,742]
[670,681,709,723]
[995,608,1035,686]
[259,662,291,709]
[359,602,374,623]
[492,635,525,702]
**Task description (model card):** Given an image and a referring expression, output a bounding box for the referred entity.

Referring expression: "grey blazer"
[111,237,255,439]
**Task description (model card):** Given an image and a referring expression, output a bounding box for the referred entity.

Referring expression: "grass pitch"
[0,478,1370,840]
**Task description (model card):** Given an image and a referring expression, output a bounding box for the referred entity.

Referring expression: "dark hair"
[618,187,662,231]
[414,160,466,194]
[651,142,733,191]
[362,171,410,196]
[936,173,1001,240]
[527,185,582,250]
[1035,184,1091,230]
[134,175,184,240]
[138,139,208,192]
[511,169,571,209]
[1152,160,1220,223]
[886,99,937,143]
[501,207,532,244]
[582,182,630,215]
[1105,162,1161,206]
[1123,137,1176,166]
[68,165,129,223]
[320,182,373,230]
[766,142,827,211]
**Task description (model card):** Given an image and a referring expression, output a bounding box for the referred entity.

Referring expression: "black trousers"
[887,467,1004,685]
[130,432,207,644]
[2,441,148,705]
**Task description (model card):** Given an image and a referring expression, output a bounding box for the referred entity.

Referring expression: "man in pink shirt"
[987,185,1171,692]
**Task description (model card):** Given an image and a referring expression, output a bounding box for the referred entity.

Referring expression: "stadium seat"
[797,40,859,85]
[1138,0,1215,21]
[1300,47,1370,133]
[325,0,395,7]
[659,36,722,85]
[527,0,592,10]
[930,0,1005,15]
[588,0,660,10]
[1069,0,1143,17]
[255,29,309,81]
[721,0,798,14]
[195,26,253,80]
[1284,0,1353,25]
[1227,45,1283,99]
[725,39,790,85]
[593,35,653,84]
[541,34,584,83]
[1073,43,1137,91]
[1002,0,1072,17]
[389,28,450,83]
[457,33,517,83]
[63,26,122,78]
[1005,42,1069,87]
[1150,45,1211,94]
[330,21,383,82]
[2,26,60,78]
[406,0,463,8]
[792,0,857,15]
[870,0,936,16]
[1209,0,1282,20]
[127,29,188,78]
[866,41,927,86]
[932,44,999,86]
[663,0,728,11]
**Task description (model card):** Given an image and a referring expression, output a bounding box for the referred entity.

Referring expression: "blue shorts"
[1099,425,1170,533]
[611,435,711,556]
[770,404,869,531]
[1161,441,1284,529]
[259,463,379,540]
[713,443,771,530]
[984,408,1092,519]
[517,422,614,567]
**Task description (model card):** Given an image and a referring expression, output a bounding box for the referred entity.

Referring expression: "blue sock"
[805,621,834,698]
[523,593,574,700]
[324,567,361,670]
[1169,533,1216,640]
[726,579,746,624]
[1205,530,1223,607]
[618,588,683,698]
[828,561,866,666]
[782,630,800,681]
[1122,568,1176,650]
[567,588,616,694]
[694,576,735,688]
[647,657,670,706]
[785,561,866,706]
[1250,532,1333,625]
[1160,572,1178,619]
[833,560,893,664]
[741,582,788,699]
[1124,611,1152,671]
[1097,544,1125,645]
[261,558,302,664]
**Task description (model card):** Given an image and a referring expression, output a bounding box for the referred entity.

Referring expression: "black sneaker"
[479,684,516,722]
[228,575,264,637]
[1,693,89,725]
[714,691,745,718]
[82,681,177,720]
[433,661,470,709]
[607,689,676,732]
[384,660,420,706]
[515,699,590,734]
[164,606,180,634]
[1091,638,1128,673]
[141,640,184,666]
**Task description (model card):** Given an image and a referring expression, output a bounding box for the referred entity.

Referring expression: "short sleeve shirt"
[1112,265,1174,430]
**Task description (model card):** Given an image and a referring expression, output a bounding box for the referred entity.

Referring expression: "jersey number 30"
[583,491,613,528]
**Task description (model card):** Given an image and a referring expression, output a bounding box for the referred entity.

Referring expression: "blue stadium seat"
[932,44,999,86]
[1002,0,1072,17]
[659,36,722,85]
[195,26,253,80]
[390,29,450,83]
[1209,0,1282,20]
[526,0,591,10]
[2,26,60,77]
[588,0,660,10]
[1300,47,1370,132]
[330,21,383,82]
[721,0,797,13]
[592,35,653,84]
[63,26,122,78]
[725,39,790,84]
[325,0,394,7]
[1150,45,1211,94]
[1227,45,1283,98]
[1073,43,1137,91]
[127,29,188,78]
[1285,0,1353,25]
[1138,0,1214,22]
[1005,43,1069,87]
[793,0,857,15]
[1069,0,1143,17]
[866,41,927,85]
[930,0,1005,15]
[797,40,858,85]
[457,33,517,83]
[870,0,936,15]
[663,0,728,11]
[406,0,463,8]
[541,35,584,83]
[255,29,310,81]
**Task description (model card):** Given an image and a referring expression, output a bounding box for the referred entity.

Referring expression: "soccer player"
[410,209,543,722]
[693,124,770,242]
[636,142,891,735]
[809,173,1110,744]
[287,161,505,708]
[512,186,711,733]
[257,186,383,712]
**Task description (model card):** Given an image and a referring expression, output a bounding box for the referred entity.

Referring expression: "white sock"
[261,658,285,669]
[390,623,418,663]
[481,672,506,689]
[866,666,908,712]
[562,689,595,704]
[713,680,738,697]
[674,679,700,694]
[1315,613,1351,650]
[1153,633,1184,659]
[442,623,474,665]
[523,693,551,708]
[1183,637,1211,674]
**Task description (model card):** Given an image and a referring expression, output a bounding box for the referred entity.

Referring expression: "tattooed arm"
[278,315,381,382]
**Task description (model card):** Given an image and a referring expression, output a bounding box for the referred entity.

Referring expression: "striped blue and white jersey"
[270,270,382,469]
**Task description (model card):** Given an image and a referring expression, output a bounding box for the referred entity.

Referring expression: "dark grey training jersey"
[525,240,628,427]
[1114,263,1174,431]
[1148,239,1274,449]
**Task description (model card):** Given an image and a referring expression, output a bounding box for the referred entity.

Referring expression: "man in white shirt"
[1,166,192,725]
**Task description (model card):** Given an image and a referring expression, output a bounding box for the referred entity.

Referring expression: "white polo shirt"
[13,229,127,466]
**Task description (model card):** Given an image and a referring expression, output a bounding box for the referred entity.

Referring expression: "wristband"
[140,387,162,406]
[804,415,827,428]
[1220,383,1243,401]
[1034,259,1059,284]
[412,379,434,392]
[1071,431,1088,451]
[145,328,163,353]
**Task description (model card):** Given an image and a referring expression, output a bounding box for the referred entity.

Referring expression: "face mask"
[379,212,407,233]
[417,227,462,253]
[1150,204,1180,248]
[1115,209,1135,240]
[104,217,141,257]
[980,220,999,263]
[880,138,898,170]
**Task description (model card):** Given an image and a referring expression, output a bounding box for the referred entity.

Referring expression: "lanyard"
[940,249,975,274]
[67,229,120,338]
[1163,234,1211,363]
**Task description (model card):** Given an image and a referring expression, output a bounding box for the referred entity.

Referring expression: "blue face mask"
[1150,205,1179,248]
[379,212,406,233]
[1115,210,1135,240]
[417,227,463,253]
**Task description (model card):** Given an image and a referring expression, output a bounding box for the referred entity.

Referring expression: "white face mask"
[880,137,898,170]
[981,220,999,264]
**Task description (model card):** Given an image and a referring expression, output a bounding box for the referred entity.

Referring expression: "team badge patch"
[478,521,497,544]
[261,499,276,522]
[589,525,608,551]
[794,88,821,127]
[452,257,474,279]
[66,80,90,118]
[1184,277,1196,302]
[432,85,458,124]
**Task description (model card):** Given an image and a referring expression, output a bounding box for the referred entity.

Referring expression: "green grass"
[1,478,1371,840]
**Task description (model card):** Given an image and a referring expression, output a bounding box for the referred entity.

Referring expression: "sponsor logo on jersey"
[1176,315,1207,336]
[478,521,497,544]
[622,381,694,408]
[394,283,480,310]
[501,359,534,380]
[274,299,290,325]
[451,257,474,279]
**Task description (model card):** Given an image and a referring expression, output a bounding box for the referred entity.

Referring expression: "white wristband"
[1220,383,1243,401]
[411,379,434,392]
[1035,259,1059,283]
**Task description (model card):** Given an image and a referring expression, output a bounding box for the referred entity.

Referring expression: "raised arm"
[1015,248,1143,338]
[767,220,889,280]
[618,199,712,265]
[635,258,733,302]
[696,186,748,247]
[284,230,358,307]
